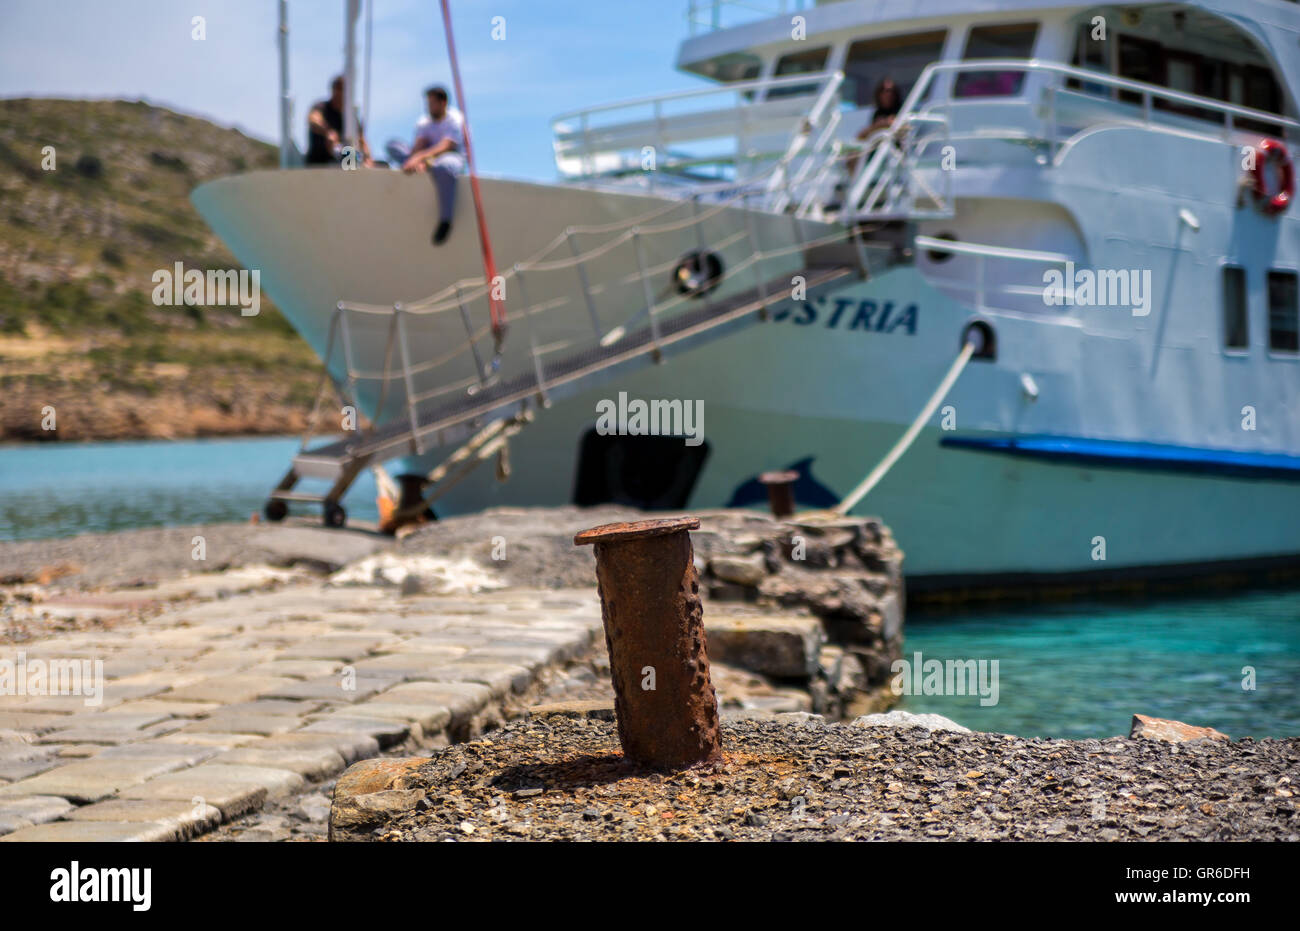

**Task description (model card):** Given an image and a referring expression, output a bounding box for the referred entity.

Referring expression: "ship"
[193,0,1300,595]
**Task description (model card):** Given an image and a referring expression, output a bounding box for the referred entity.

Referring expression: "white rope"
[832,340,977,516]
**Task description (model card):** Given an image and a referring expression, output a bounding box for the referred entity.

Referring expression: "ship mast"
[277,0,291,167]
[343,0,360,153]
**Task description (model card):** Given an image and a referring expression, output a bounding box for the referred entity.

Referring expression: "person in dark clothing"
[306,75,372,166]
[841,77,905,183]
[860,78,903,139]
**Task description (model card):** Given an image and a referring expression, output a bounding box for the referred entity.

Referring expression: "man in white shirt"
[385,86,466,245]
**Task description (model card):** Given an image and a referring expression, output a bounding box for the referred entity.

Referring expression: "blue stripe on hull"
[940,435,1300,481]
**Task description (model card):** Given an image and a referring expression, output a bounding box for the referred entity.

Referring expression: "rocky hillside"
[0,97,319,441]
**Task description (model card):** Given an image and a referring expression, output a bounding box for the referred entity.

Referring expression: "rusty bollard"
[758,470,799,518]
[574,517,722,770]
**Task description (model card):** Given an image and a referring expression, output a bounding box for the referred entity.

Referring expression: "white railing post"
[453,283,489,387]
[567,229,603,338]
[742,192,769,309]
[631,230,664,360]
[1046,83,1057,163]
[513,265,550,403]
[394,305,423,455]
[337,304,358,410]
[581,111,592,179]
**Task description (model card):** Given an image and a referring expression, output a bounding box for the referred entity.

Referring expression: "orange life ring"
[1252,139,1294,216]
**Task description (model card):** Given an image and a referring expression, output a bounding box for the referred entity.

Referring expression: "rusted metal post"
[574,517,721,770]
[758,470,799,518]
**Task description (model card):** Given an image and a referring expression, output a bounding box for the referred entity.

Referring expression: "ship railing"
[551,69,844,198]
[914,235,1082,323]
[685,0,813,35]
[843,57,1300,221]
[299,96,877,461]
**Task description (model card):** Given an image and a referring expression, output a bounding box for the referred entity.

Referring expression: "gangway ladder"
[265,258,860,527]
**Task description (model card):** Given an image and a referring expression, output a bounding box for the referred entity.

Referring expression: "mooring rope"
[832,339,977,516]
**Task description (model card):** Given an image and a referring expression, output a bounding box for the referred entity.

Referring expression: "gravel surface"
[0,520,388,589]
[363,717,1300,842]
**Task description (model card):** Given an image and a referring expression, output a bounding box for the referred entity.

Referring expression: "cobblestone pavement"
[0,578,606,841]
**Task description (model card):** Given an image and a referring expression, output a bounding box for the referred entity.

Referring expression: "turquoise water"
[0,436,379,541]
[1,438,1297,738]
[900,595,1300,739]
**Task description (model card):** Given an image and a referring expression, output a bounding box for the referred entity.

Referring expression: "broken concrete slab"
[704,614,825,679]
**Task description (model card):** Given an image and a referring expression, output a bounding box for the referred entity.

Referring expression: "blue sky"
[0,0,703,181]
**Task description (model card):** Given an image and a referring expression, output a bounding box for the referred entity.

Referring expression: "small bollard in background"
[758,470,799,518]
[574,516,722,770]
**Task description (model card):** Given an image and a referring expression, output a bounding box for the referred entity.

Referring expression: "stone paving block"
[704,614,826,679]
[249,732,380,765]
[95,741,222,766]
[108,669,213,692]
[43,711,173,733]
[349,652,469,680]
[6,685,159,714]
[210,745,346,781]
[344,701,451,734]
[180,649,282,674]
[0,820,180,842]
[120,764,306,816]
[162,674,300,704]
[377,635,484,654]
[276,636,396,662]
[420,662,532,699]
[375,681,493,727]
[0,756,191,803]
[0,755,66,782]
[178,714,306,737]
[261,676,389,704]
[219,699,325,716]
[0,712,69,735]
[37,718,183,746]
[353,614,451,635]
[0,795,74,834]
[99,655,169,679]
[108,699,221,718]
[63,798,223,838]
[299,715,413,748]
[459,644,561,671]
[245,659,342,680]
[155,731,263,749]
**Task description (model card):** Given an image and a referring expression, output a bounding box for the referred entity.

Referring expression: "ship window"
[1268,271,1298,353]
[954,23,1039,98]
[1223,265,1248,350]
[769,46,830,99]
[1116,35,1164,104]
[843,30,947,108]
[1066,22,1110,95]
[682,52,762,85]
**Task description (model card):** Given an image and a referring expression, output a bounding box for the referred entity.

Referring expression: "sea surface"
[2,436,1297,739]
[0,435,380,541]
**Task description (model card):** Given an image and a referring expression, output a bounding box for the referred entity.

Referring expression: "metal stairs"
[267,260,858,527]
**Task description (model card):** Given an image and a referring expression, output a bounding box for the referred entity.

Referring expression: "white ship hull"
[193,168,1300,586]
